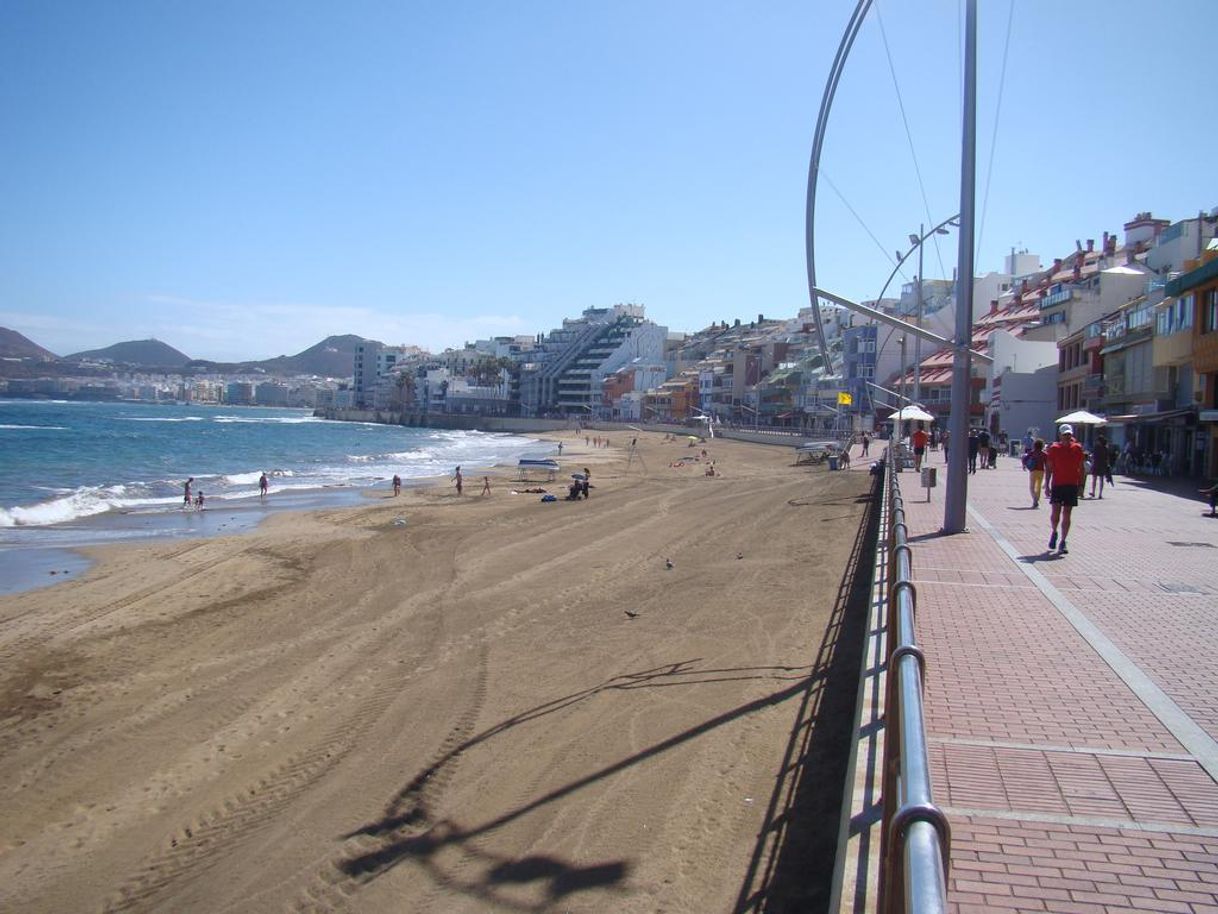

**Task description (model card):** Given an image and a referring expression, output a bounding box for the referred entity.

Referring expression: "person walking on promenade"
[1088,434,1111,498]
[1024,438,1047,508]
[967,428,979,474]
[977,427,992,469]
[1045,424,1086,554]
[911,424,929,471]
[1200,482,1218,517]
[861,432,870,456]
[453,466,463,496]
[941,428,950,463]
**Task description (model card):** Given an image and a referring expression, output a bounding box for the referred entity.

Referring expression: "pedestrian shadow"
[1018,551,1064,564]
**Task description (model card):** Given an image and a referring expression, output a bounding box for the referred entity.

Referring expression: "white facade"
[1004,250,1041,279]
[1146,215,1218,275]
[984,329,1060,436]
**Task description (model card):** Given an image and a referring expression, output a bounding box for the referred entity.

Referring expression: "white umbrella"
[1055,410,1107,426]
[888,406,935,422]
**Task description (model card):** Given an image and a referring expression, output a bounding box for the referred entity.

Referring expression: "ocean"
[0,399,550,591]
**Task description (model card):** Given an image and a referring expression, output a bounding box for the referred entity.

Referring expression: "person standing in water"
[259,473,269,498]
[183,477,194,507]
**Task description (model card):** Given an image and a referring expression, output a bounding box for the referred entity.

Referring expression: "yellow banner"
[837,392,853,405]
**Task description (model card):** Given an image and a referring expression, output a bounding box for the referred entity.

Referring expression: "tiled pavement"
[890,449,1218,913]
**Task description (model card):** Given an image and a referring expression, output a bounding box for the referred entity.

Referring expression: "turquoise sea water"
[0,399,547,566]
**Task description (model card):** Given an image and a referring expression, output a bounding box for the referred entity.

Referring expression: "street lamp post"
[913,225,924,406]
[944,0,978,535]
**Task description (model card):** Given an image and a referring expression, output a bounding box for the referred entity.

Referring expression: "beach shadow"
[733,467,882,913]
[329,659,815,910]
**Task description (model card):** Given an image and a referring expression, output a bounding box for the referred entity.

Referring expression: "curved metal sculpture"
[804,0,874,371]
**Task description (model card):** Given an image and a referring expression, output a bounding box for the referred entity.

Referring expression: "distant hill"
[0,327,59,360]
[1,329,380,379]
[187,334,378,378]
[66,338,192,368]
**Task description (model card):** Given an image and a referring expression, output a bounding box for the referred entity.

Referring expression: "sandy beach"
[0,431,875,913]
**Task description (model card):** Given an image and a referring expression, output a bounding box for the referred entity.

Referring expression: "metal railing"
[878,453,950,914]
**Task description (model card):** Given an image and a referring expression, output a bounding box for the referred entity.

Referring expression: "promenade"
[875,446,1218,913]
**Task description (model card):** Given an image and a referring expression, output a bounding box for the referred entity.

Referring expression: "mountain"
[187,335,379,378]
[0,327,59,360]
[66,338,192,368]
[2,329,380,379]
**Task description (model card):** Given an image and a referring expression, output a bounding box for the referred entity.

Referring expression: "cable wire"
[875,1,949,282]
[977,0,1016,259]
[822,170,912,286]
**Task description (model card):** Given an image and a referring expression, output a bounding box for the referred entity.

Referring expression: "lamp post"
[906,222,952,407]
[944,0,978,535]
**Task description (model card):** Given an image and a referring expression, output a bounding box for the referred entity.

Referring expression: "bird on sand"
[736,552,744,560]
[624,610,640,619]
[665,558,673,570]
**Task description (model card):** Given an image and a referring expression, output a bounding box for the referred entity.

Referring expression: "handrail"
[878,450,950,914]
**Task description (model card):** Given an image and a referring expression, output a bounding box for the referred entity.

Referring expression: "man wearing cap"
[1044,423,1086,554]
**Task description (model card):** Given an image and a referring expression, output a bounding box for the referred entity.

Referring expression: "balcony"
[1042,285,1075,309]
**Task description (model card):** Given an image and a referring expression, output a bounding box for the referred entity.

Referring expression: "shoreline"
[0,429,608,596]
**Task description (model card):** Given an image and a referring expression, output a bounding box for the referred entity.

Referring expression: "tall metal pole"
[944,0,978,534]
[805,0,874,371]
[914,222,924,405]
[899,335,907,411]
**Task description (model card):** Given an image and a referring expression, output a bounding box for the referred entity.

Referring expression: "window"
[1206,289,1218,334]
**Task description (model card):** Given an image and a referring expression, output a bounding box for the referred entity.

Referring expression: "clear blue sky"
[3,1,1215,362]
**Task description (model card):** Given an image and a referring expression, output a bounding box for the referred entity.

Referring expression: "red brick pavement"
[886,449,1218,913]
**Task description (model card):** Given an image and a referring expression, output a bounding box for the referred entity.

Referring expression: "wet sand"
[0,430,874,913]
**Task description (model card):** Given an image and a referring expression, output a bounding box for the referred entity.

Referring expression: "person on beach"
[1088,434,1111,499]
[481,476,491,496]
[259,473,269,498]
[453,466,463,496]
[1045,424,1086,554]
[581,467,591,499]
[195,490,205,510]
[184,477,194,507]
[557,441,563,456]
[392,474,401,497]
[1024,438,1047,508]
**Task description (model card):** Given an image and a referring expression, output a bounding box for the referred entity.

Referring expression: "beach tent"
[1054,410,1106,426]
[887,406,935,422]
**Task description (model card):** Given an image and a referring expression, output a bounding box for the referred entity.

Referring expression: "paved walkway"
[888,448,1218,913]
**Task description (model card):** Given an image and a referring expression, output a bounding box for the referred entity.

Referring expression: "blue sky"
[2,1,1215,362]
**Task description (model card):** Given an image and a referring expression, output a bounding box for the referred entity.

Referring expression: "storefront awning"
[1106,407,1197,424]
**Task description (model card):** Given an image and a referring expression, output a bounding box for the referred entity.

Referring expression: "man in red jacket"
[1044,423,1086,554]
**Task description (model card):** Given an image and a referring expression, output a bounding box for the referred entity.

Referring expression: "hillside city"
[4,207,1218,480]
